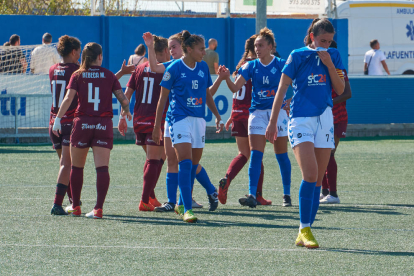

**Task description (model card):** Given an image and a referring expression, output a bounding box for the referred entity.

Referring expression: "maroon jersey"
[332,69,349,124]
[49,63,79,124]
[67,66,122,118]
[127,62,167,133]
[231,58,254,121]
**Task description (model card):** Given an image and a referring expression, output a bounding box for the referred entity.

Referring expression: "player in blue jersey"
[152,30,224,223]
[266,19,345,248]
[143,31,225,213]
[221,27,292,208]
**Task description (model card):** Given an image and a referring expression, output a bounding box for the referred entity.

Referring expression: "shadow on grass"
[318,205,407,216]
[104,214,299,229]
[0,148,53,154]
[323,247,414,257]
[386,204,414,208]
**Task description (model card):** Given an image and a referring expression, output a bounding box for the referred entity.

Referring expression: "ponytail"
[153,35,168,53]
[180,30,204,54]
[79,42,102,72]
[304,18,335,45]
[234,34,257,77]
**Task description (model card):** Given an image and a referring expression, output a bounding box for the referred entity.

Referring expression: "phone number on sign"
[289,0,321,5]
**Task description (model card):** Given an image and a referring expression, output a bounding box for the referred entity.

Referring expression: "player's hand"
[120,60,135,74]
[142,32,154,48]
[225,117,232,131]
[52,117,61,136]
[118,116,128,136]
[317,51,334,69]
[218,65,230,79]
[216,117,224,133]
[265,122,278,144]
[283,98,291,115]
[120,109,132,121]
[152,125,163,145]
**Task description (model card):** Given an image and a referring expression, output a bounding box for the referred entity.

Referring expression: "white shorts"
[248,109,288,137]
[169,116,206,148]
[288,107,335,149]
[164,121,170,138]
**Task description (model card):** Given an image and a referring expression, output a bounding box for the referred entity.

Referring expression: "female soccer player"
[143,31,224,212]
[118,34,170,211]
[53,42,132,219]
[152,30,224,222]
[49,35,81,215]
[221,27,292,208]
[320,41,352,204]
[219,34,271,206]
[266,19,345,248]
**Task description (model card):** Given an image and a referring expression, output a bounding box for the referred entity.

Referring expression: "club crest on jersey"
[198,70,204,78]
[286,55,293,65]
[271,67,277,74]
[181,73,186,78]
[163,72,171,81]
[307,73,326,86]
[242,63,249,70]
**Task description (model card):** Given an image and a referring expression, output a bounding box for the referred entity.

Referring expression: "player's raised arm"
[222,66,247,93]
[115,60,135,79]
[208,65,230,96]
[143,32,166,74]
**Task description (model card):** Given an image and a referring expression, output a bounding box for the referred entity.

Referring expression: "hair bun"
[181,30,191,42]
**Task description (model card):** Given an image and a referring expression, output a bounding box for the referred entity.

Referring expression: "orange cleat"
[256,195,272,205]
[149,196,162,207]
[218,177,231,205]
[139,200,155,211]
[85,208,103,219]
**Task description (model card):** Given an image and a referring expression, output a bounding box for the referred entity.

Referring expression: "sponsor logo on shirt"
[81,123,107,130]
[163,72,171,81]
[307,74,326,86]
[187,97,203,107]
[198,70,204,78]
[257,90,276,99]
[97,140,108,145]
[181,73,186,78]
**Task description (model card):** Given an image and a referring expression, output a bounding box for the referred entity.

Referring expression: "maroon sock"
[326,154,338,193]
[142,159,161,203]
[95,166,110,210]
[226,154,248,183]
[54,183,68,206]
[66,181,72,202]
[322,172,329,190]
[149,159,164,199]
[70,166,84,207]
[257,162,264,196]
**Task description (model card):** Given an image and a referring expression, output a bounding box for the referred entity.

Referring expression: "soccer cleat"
[299,227,319,249]
[65,205,81,217]
[282,195,292,207]
[149,196,162,207]
[155,202,175,212]
[183,210,198,223]
[139,200,155,211]
[174,205,185,217]
[207,190,219,211]
[51,204,67,215]
[319,193,325,200]
[295,232,305,247]
[192,198,203,208]
[239,194,257,208]
[320,195,340,204]
[218,177,231,204]
[256,192,272,205]
[85,209,103,219]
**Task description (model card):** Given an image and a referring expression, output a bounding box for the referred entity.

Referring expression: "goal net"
[0,44,56,140]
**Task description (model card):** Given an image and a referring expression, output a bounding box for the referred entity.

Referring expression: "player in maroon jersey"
[52,42,132,219]
[118,35,170,211]
[49,35,81,215]
[217,35,271,206]
[320,41,352,204]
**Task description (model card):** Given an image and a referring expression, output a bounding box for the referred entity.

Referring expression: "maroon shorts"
[135,132,164,147]
[71,116,113,149]
[334,121,347,138]
[49,123,72,150]
[231,120,248,137]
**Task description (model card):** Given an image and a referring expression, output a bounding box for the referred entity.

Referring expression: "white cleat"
[319,193,326,200]
[192,198,203,208]
[320,195,340,204]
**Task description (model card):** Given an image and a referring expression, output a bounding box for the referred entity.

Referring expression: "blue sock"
[178,193,183,206]
[178,159,192,212]
[166,173,178,204]
[248,150,264,196]
[276,153,292,196]
[311,186,321,226]
[299,180,316,228]
[191,164,198,191]
[196,167,216,195]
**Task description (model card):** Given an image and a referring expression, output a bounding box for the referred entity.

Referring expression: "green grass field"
[1,138,413,275]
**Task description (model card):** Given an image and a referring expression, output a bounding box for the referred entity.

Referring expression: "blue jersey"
[282,46,345,118]
[160,59,213,123]
[238,56,285,112]
[162,60,175,69]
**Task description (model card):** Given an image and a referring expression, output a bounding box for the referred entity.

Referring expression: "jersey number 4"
[88,83,101,111]
[142,77,154,104]
[51,80,66,108]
